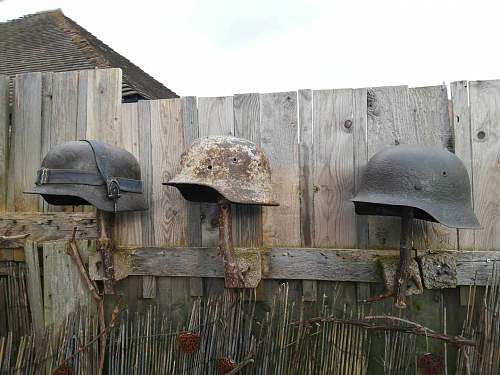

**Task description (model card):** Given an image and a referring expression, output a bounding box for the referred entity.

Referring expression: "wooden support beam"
[88,246,500,286]
[23,241,44,337]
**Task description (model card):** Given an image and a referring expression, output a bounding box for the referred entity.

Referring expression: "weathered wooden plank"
[150,99,188,247]
[114,103,143,245]
[0,212,97,248]
[136,100,157,298]
[366,86,413,249]
[233,93,262,247]
[260,92,300,246]
[469,80,500,250]
[89,247,500,285]
[298,89,315,300]
[182,96,203,296]
[23,241,44,337]
[43,240,96,328]
[313,89,355,247]
[83,69,122,145]
[197,96,234,248]
[451,81,475,250]
[408,85,457,250]
[7,73,43,212]
[0,75,9,212]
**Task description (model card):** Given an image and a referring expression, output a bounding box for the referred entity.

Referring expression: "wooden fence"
[0,69,499,373]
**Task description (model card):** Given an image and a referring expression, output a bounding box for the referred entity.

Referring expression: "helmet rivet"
[442,171,447,176]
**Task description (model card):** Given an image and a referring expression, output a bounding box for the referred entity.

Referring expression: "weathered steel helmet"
[24,140,147,212]
[352,144,480,229]
[164,136,278,206]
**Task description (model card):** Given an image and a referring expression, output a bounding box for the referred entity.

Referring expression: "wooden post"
[394,207,413,308]
[97,209,115,294]
[218,198,244,288]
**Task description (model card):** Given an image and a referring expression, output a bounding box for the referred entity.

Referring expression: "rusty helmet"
[24,140,147,212]
[352,144,480,229]
[164,136,278,206]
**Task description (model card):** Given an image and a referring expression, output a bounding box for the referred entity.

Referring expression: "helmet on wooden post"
[24,140,148,212]
[352,144,480,229]
[164,135,278,206]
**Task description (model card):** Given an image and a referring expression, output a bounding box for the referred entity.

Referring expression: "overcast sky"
[1,0,499,97]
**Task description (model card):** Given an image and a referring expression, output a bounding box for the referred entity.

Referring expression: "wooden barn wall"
[1,69,500,373]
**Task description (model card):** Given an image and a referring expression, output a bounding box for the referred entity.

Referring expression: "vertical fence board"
[469,80,500,249]
[313,89,355,247]
[7,73,43,212]
[24,241,44,337]
[182,96,203,296]
[0,75,9,211]
[299,89,315,301]
[408,85,457,250]
[366,86,414,249]
[43,240,95,328]
[233,93,263,247]
[114,103,143,245]
[198,97,234,253]
[260,92,300,247]
[452,81,475,250]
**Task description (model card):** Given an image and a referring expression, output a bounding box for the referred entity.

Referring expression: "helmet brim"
[164,175,279,206]
[351,193,481,229]
[24,183,148,212]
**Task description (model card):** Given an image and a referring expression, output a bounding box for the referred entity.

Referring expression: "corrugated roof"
[0,9,177,99]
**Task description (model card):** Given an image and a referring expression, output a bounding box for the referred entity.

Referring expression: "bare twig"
[0,233,30,240]
[226,358,254,375]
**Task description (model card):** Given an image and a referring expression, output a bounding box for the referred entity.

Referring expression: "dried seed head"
[53,364,73,375]
[217,356,236,374]
[417,352,444,375]
[178,332,200,355]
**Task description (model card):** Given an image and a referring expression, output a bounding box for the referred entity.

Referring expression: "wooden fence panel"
[0,75,8,212]
[197,96,234,295]
[260,92,300,247]
[469,80,500,250]
[7,73,43,212]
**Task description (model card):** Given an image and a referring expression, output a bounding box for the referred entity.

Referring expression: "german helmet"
[164,136,278,206]
[25,140,147,212]
[352,144,480,229]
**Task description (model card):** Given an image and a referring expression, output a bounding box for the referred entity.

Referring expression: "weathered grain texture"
[298,89,316,300]
[7,73,43,212]
[408,85,457,250]
[43,240,96,328]
[136,100,157,298]
[260,92,300,246]
[150,99,188,247]
[197,96,234,248]
[233,93,262,247]
[89,246,500,285]
[451,81,475,249]
[151,99,191,301]
[313,89,355,247]
[23,241,44,337]
[0,212,97,248]
[0,75,9,212]
[469,80,500,249]
[366,86,413,248]
[83,69,122,145]
[299,89,314,248]
[182,96,203,296]
[114,103,143,245]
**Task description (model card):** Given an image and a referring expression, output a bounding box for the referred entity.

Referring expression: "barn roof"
[0,9,177,100]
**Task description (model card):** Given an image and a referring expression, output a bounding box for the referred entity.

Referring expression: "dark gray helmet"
[24,140,147,212]
[352,144,480,229]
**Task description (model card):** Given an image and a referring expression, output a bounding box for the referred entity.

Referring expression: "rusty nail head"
[344,120,352,129]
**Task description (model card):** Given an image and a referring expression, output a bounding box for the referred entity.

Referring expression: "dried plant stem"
[97,209,115,294]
